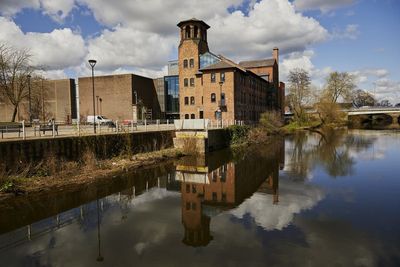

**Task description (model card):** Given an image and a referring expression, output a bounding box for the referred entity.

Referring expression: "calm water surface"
[0,130,399,266]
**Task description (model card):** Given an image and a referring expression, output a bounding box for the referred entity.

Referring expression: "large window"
[164,75,179,115]
[189,58,194,68]
[184,78,188,87]
[211,73,216,83]
[211,93,216,103]
[191,114,195,119]
[184,97,189,105]
[183,59,188,68]
[190,78,195,87]
[185,114,189,119]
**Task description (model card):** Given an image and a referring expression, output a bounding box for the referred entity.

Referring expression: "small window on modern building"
[189,58,194,68]
[191,114,195,119]
[184,78,188,87]
[190,78,195,87]
[190,96,195,105]
[184,97,189,105]
[211,93,216,103]
[220,72,225,82]
[211,72,216,83]
[183,59,188,68]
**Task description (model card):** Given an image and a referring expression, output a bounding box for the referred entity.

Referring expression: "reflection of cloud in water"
[128,188,179,208]
[230,179,324,230]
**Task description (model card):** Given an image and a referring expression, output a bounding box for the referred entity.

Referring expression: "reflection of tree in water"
[287,129,376,179]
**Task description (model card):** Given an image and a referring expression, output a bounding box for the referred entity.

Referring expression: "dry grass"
[182,137,199,155]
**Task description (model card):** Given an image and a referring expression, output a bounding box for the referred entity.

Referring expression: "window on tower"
[189,58,194,68]
[190,78,195,87]
[211,72,216,83]
[184,78,188,87]
[185,26,191,38]
[183,59,188,68]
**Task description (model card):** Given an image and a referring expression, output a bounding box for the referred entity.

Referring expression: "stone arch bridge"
[346,108,400,129]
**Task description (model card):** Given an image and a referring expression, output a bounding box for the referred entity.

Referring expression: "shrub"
[227,125,250,145]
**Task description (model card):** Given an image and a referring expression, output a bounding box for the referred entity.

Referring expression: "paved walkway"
[0,124,175,142]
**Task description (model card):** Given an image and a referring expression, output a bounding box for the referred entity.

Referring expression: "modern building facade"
[78,74,161,122]
[0,78,76,123]
[177,18,284,122]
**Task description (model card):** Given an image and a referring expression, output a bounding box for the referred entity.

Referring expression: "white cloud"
[294,0,356,13]
[0,17,86,70]
[208,0,328,60]
[86,25,175,71]
[0,0,40,16]
[230,178,324,230]
[332,24,360,40]
[0,0,75,22]
[39,0,76,22]
[80,0,327,70]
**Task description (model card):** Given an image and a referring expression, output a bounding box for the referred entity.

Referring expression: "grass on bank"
[0,148,184,195]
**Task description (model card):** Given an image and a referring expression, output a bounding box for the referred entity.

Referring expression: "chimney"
[273,47,279,64]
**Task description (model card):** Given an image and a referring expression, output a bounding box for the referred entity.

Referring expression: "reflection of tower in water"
[176,139,284,247]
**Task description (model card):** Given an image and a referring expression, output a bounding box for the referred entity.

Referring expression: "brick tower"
[177,18,210,119]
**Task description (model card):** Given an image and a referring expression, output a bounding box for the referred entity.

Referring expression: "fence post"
[116,120,119,133]
[145,119,147,131]
[52,120,55,138]
[157,119,160,130]
[98,121,101,134]
[22,120,26,140]
[77,120,80,136]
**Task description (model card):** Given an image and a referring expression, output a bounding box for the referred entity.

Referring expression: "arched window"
[211,93,216,103]
[185,114,189,119]
[185,26,191,38]
[191,114,195,119]
[184,78,188,87]
[194,26,198,38]
[183,59,188,68]
[189,58,194,68]
[184,97,189,105]
[190,96,195,105]
[190,78,195,87]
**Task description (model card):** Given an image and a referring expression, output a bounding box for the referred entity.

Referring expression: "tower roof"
[177,18,210,29]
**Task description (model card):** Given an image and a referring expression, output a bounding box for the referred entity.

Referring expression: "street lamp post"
[88,59,97,133]
[218,81,224,127]
[27,74,32,124]
[96,95,100,116]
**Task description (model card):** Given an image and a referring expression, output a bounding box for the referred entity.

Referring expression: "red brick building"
[177,18,284,123]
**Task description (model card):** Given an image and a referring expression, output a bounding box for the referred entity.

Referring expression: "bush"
[259,111,284,133]
[227,125,250,145]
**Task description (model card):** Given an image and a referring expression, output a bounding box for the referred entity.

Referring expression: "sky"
[0,0,399,104]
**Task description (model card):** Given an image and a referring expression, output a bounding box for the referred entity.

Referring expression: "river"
[0,130,399,266]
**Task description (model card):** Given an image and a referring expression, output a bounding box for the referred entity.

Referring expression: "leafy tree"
[324,71,356,103]
[287,68,312,123]
[352,89,376,107]
[0,44,34,122]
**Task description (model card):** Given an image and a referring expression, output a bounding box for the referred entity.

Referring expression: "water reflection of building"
[175,139,284,247]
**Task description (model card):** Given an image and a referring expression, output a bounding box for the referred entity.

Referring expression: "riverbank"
[0,148,184,202]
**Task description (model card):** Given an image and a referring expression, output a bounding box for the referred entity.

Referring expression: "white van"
[87,115,113,125]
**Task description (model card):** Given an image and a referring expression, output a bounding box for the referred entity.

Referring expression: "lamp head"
[88,59,97,68]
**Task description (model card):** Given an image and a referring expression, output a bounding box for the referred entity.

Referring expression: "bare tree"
[287,68,312,123]
[324,71,356,103]
[352,89,376,107]
[0,44,34,122]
